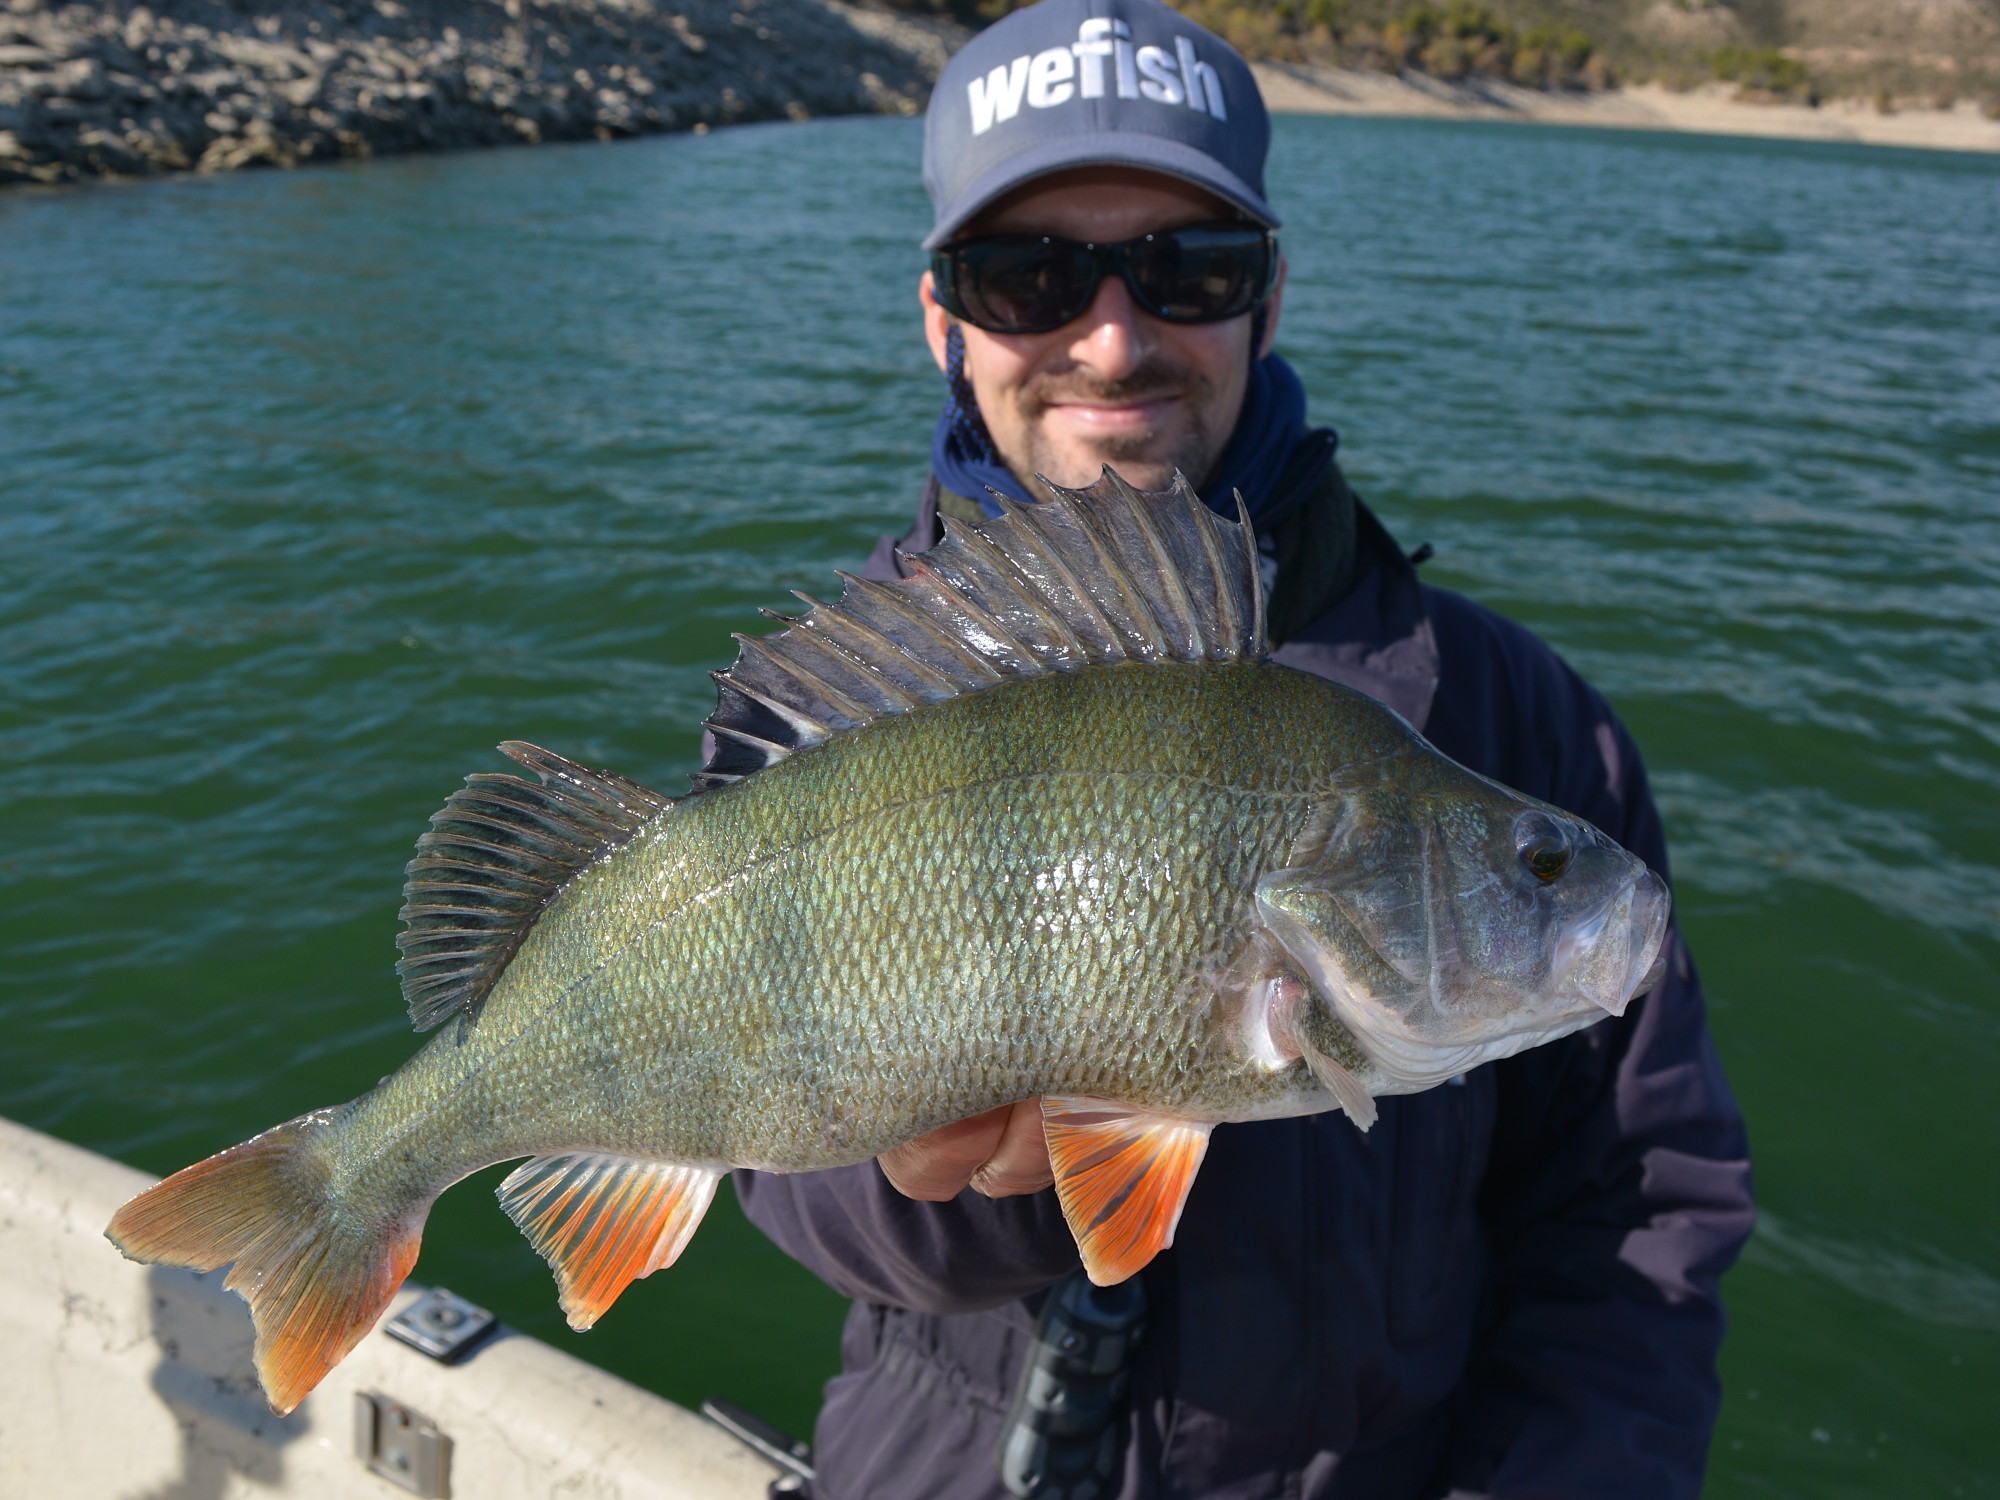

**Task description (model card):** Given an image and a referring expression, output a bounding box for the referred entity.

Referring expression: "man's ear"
[921,271,954,375]
[1257,254,1288,360]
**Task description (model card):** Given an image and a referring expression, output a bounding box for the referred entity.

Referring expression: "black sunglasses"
[930,221,1278,337]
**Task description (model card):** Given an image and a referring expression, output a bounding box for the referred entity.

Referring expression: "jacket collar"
[1272,499,1440,734]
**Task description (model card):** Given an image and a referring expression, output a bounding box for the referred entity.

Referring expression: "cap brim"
[922,131,1281,250]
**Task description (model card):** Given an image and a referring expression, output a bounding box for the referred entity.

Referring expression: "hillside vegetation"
[898,0,2000,110]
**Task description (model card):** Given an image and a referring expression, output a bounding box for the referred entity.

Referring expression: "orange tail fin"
[105,1109,423,1415]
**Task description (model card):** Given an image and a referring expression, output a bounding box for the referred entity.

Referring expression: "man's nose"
[1065,272,1151,381]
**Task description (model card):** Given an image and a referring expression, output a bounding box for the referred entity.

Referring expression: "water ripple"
[2,116,1997,1467]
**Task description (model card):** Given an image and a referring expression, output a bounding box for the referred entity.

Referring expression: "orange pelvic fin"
[497,1153,721,1330]
[105,1108,423,1416]
[1039,1096,1214,1287]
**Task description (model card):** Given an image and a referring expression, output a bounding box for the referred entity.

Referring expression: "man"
[736,2,1754,1495]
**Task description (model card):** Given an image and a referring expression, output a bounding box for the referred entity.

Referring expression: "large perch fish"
[108,473,1669,1414]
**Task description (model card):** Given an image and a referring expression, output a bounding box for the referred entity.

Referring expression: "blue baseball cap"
[921,0,1278,251]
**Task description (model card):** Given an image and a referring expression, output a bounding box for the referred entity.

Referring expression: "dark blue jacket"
[737,459,1753,1500]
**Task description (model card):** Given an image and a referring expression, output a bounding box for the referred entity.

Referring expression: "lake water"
[3,113,1996,1497]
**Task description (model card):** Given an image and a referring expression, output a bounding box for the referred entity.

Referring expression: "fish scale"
[405,663,1335,1164]
[105,471,1667,1416]
[514,669,1335,1167]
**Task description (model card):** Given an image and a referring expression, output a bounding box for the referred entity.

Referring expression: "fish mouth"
[1571,870,1670,1018]
[1550,900,1610,991]
[1261,868,1674,1094]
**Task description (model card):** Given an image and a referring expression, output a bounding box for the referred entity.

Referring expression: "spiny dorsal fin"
[396,741,672,1031]
[699,468,1266,786]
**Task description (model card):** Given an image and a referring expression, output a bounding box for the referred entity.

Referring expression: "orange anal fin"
[497,1153,720,1330]
[1040,1096,1213,1287]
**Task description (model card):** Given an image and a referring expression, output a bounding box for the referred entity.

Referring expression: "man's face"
[922,167,1285,499]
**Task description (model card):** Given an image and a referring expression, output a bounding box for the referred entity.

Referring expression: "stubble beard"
[1004,359,1225,500]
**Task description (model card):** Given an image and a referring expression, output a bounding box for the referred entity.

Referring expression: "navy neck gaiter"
[929,323,1312,522]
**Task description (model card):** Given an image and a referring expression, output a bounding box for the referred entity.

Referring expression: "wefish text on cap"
[921,0,1277,250]
[967,18,1228,134]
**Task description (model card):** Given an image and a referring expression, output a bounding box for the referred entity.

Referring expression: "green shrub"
[1380,3,1592,87]
[1422,34,1474,78]
[958,0,1606,95]
[1712,45,1812,99]
[1524,23,1593,74]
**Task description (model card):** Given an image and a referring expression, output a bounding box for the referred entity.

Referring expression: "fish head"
[1254,760,1669,1093]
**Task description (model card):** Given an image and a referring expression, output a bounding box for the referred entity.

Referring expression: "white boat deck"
[0,1115,780,1498]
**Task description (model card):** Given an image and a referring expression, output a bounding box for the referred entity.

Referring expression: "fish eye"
[1515,812,1573,884]
[1522,844,1570,883]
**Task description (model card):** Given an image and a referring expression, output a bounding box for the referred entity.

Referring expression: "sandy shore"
[1253,63,2000,156]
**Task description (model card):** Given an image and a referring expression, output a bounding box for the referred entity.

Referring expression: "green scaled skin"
[344,658,1402,1186]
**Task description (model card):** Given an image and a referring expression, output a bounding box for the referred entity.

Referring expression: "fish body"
[108,473,1669,1415]
[380,661,1369,1173]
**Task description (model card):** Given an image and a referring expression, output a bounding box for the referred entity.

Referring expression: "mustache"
[1017,359,1209,415]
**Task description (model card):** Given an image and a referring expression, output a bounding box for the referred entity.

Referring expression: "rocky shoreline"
[0,0,964,185]
[8,0,1998,189]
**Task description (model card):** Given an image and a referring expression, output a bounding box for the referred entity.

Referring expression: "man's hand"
[879,1100,1055,1201]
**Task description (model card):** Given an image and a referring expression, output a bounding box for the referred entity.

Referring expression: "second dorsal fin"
[698,468,1267,788]
[396,741,673,1031]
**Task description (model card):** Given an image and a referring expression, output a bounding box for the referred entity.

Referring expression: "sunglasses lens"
[953,237,1096,334]
[1127,227,1270,323]
[943,225,1273,334]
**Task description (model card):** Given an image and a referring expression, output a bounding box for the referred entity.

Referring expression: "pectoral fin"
[497,1153,721,1330]
[1040,1096,1213,1287]
[1301,1046,1378,1131]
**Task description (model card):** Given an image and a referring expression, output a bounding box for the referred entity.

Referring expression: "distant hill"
[894,0,2000,110]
